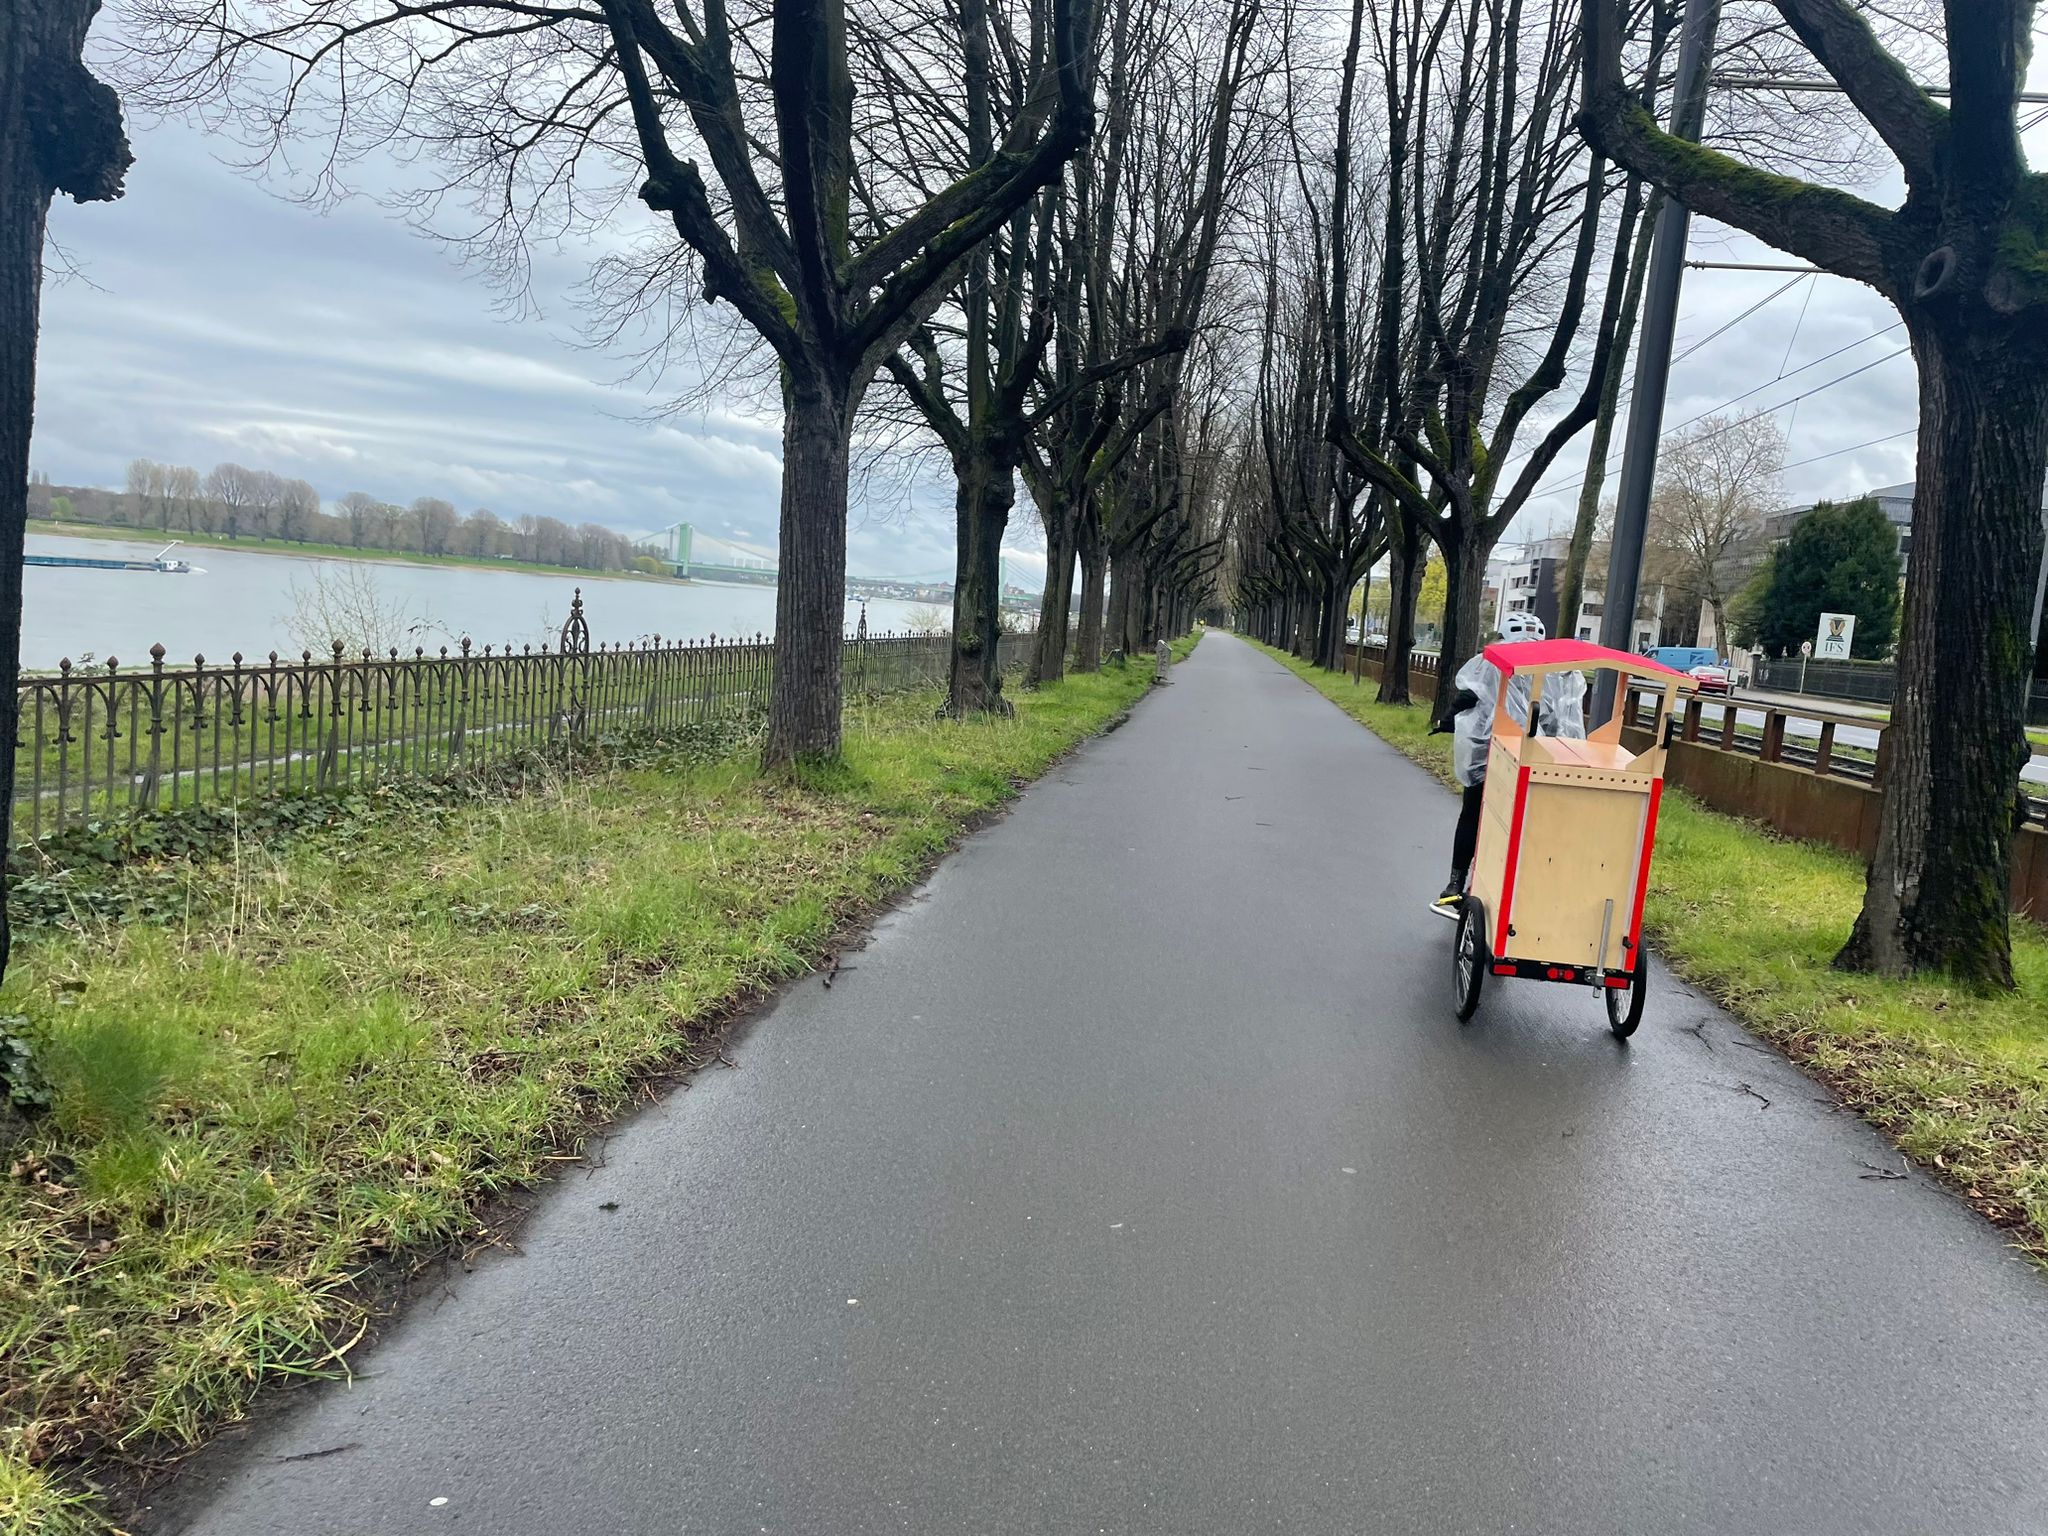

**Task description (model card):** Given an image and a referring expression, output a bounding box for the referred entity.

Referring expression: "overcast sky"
[36,35,2022,583]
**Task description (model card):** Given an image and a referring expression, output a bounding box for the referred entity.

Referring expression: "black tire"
[1453,897,1488,1022]
[1606,954,1648,1039]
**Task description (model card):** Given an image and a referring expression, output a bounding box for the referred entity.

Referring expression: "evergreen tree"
[1755,497,1902,659]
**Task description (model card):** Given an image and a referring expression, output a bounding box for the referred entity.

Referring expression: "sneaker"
[1431,882,1464,921]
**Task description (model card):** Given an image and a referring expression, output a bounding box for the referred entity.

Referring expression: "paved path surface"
[157,633,2048,1535]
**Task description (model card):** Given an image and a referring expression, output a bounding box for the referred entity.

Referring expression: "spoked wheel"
[1605,953,1649,1039]
[1452,897,1489,1022]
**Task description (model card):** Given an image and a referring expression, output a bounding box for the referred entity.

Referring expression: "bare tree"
[338,490,380,549]
[129,0,1098,766]
[0,0,131,979]
[467,507,504,558]
[167,462,202,532]
[1331,0,1632,727]
[374,500,408,552]
[412,496,459,557]
[1581,0,2048,987]
[204,462,258,540]
[278,477,321,544]
[1646,412,1780,648]
[126,456,166,527]
[283,562,442,655]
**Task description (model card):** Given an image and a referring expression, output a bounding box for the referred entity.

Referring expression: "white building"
[1488,534,1663,649]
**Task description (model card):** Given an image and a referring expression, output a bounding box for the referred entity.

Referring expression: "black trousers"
[1452,781,1485,882]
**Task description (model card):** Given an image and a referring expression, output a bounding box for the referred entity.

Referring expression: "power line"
[1669,272,1809,366]
[1496,265,1818,488]
[1521,327,1910,503]
[1780,428,1915,474]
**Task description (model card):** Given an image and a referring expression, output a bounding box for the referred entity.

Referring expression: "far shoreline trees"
[38,461,655,575]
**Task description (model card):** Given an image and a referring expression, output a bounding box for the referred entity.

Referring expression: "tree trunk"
[1029,503,1076,686]
[1,0,128,984]
[945,442,1016,716]
[764,379,853,767]
[0,41,49,984]
[1075,521,1106,670]
[1430,526,1491,730]
[1106,544,1134,659]
[1351,570,1369,681]
[1836,321,2048,988]
[1316,564,1345,670]
[1378,513,1424,705]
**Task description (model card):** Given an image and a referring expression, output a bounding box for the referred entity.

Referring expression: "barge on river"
[25,541,198,574]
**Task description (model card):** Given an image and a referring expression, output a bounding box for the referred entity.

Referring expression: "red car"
[1687,661,1734,696]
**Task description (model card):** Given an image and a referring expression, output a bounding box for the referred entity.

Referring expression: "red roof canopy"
[1482,638,1689,680]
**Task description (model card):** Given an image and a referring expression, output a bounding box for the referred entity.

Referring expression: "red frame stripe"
[1626,778,1664,957]
[1494,765,1533,956]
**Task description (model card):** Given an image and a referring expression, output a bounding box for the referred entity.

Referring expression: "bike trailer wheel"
[1605,953,1648,1039]
[1453,897,1488,1022]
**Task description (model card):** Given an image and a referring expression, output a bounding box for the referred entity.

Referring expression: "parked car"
[1687,660,1734,696]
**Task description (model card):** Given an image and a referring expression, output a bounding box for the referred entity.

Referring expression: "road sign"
[1816,612,1856,660]
[1800,639,1813,657]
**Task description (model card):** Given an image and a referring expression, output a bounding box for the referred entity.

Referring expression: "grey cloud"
[34,115,965,581]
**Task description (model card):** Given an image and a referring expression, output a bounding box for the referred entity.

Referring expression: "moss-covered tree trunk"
[1580,0,2048,986]
[1836,319,2048,986]
[1377,512,1424,705]
[1429,522,1493,730]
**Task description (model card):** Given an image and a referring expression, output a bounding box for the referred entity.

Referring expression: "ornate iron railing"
[12,593,1027,843]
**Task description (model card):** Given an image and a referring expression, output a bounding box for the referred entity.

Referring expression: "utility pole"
[1592,0,1722,722]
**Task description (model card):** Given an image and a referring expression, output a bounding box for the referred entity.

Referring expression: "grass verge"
[1254,640,2048,1262]
[1,642,1192,1530]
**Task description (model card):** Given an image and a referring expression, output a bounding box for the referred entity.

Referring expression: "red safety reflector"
[1492,964,1516,976]
[1604,976,1629,989]
[1545,967,1560,980]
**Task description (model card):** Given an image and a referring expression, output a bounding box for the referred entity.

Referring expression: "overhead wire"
[1779,429,1916,473]
[1519,332,1910,504]
[1496,268,1830,494]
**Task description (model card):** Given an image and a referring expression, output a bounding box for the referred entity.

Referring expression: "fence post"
[139,645,167,813]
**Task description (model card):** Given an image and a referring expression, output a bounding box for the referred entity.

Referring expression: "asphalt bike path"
[157,631,2048,1535]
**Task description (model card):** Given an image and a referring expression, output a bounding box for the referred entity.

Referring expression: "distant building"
[1764,481,1917,566]
[1491,534,1662,650]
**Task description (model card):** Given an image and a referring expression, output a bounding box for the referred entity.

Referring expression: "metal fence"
[13,592,1026,843]
[1754,654,2048,723]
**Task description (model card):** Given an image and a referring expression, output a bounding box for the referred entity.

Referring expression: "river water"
[20,532,934,670]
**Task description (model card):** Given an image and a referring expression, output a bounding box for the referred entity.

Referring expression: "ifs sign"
[1815,612,1856,660]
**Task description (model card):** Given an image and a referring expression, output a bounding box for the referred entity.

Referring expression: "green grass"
[1256,640,2048,1261]
[35,519,679,584]
[0,647,1185,1529]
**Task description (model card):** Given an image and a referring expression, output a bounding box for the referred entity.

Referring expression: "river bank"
[32,519,680,584]
[18,532,933,672]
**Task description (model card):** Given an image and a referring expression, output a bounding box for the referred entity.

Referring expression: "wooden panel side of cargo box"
[1499,777,1650,968]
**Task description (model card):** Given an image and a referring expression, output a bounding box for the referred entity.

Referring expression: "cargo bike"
[1450,641,1695,1038]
